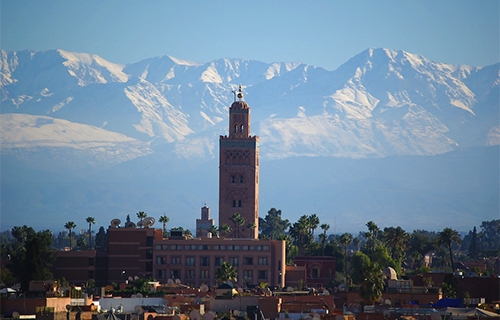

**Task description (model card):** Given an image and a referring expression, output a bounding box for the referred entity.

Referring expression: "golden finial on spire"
[237,84,244,100]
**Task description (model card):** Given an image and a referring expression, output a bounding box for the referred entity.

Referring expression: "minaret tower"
[219,85,259,239]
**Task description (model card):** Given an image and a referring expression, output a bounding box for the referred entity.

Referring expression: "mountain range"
[1,48,498,233]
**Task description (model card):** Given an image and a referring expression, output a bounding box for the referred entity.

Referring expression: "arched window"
[238,200,242,207]
[232,200,236,207]
[239,175,244,183]
[231,175,236,183]
[240,125,244,133]
[234,125,238,133]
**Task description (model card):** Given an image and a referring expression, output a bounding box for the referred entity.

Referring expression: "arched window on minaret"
[231,175,236,183]
[240,125,244,133]
[238,200,242,207]
[233,200,236,207]
[234,125,238,133]
[239,175,244,183]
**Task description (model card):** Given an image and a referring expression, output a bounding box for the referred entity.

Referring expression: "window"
[234,125,238,133]
[240,125,244,133]
[201,257,210,267]
[263,246,270,251]
[240,175,244,183]
[229,257,238,266]
[155,244,162,250]
[89,258,95,266]
[163,244,169,250]
[249,246,255,251]
[157,269,166,279]
[157,256,166,265]
[227,245,234,251]
[242,245,249,251]
[146,249,153,259]
[185,245,191,250]
[258,270,267,280]
[186,270,195,279]
[199,245,210,250]
[256,246,262,251]
[232,200,236,207]
[200,270,210,279]
[171,257,181,265]
[244,257,253,265]
[171,270,180,279]
[258,258,267,265]
[231,175,236,183]
[234,245,240,250]
[146,261,152,272]
[215,257,224,266]
[238,200,242,207]
[88,270,94,279]
[186,257,195,266]
[176,245,183,250]
[170,245,177,250]
[146,236,153,247]
[243,270,253,280]
[312,268,319,278]
[220,245,226,250]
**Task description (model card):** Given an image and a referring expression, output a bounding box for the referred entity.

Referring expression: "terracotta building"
[219,86,259,239]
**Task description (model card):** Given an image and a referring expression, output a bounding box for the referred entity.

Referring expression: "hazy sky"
[2,0,499,71]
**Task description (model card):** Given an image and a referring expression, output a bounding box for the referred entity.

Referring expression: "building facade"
[219,87,259,239]
[196,205,214,237]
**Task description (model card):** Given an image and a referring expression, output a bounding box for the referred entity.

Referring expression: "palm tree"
[219,224,231,238]
[208,225,218,238]
[339,232,353,286]
[136,211,147,225]
[366,221,380,238]
[358,262,384,305]
[308,214,320,237]
[289,215,309,255]
[230,213,245,238]
[247,222,257,238]
[86,217,96,249]
[320,223,330,255]
[384,226,409,262]
[215,262,237,283]
[159,214,170,237]
[353,237,361,251]
[64,221,76,250]
[437,227,462,270]
[184,229,193,239]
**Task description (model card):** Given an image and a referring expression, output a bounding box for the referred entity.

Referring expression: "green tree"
[215,262,237,283]
[95,226,108,251]
[230,213,245,238]
[159,214,170,237]
[219,224,231,238]
[468,226,479,259]
[384,226,409,269]
[339,233,353,286]
[86,217,96,249]
[20,230,54,292]
[320,223,330,256]
[259,208,290,240]
[307,214,320,237]
[208,225,218,237]
[184,229,193,238]
[358,261,384,305]
[437,228,462,270]
[136,211,147,225]
[64,221,76,250]
[77,236,88,250]
[353,237,361,252]
[247,222,256,237]
[289,215,309,255]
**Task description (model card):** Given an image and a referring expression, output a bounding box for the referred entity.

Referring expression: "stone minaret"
[218,85,259,238]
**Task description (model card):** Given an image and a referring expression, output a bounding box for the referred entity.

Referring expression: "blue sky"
[2,0,499,71]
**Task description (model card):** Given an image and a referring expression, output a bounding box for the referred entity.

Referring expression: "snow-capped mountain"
[0,48,498,232]
[2,48,498,164]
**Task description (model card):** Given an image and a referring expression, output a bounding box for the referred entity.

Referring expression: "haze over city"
[1,0,499,234]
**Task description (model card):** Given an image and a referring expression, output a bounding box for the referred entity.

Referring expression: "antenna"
[203,313,214,320]
[144,217,155,228]
[134,305,144,314]
[110,219,121,228]
[190,310,201,320]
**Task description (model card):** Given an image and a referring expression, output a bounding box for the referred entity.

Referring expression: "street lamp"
[121,270,126,283]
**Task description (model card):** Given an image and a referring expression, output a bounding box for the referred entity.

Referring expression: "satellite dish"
[323,289,330,295]
[338,284,346,292]
[287,286,294,292]
[134,305,144,314]
[203,313,214,320]
[111,219,121,227]
[431,313,441,320]
[136,293,143,298]
[12,312,20,319]
[175,279,181,285]
[66,305,72,311]
[144,217,156,228]
[194,297,203,305]
[161,298,169,306]
[190,310,201,320]
[173,315,181,320]
[125,222,136,228]
[313,313,321,320]
[128,276,134,281]
[385,299,392,306]
[134,276,139,280]
[137,220,145,228]
[168,279,174,285]
[200,284,209,292]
